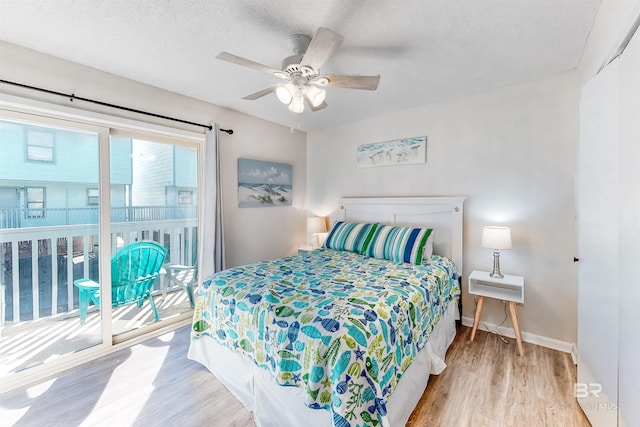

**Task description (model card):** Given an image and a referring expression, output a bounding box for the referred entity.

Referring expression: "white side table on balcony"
[468,270,525,356]
[161,264,196,309]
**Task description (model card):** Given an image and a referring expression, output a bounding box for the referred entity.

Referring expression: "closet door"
[618,26,640,427]
[577,58,619,426]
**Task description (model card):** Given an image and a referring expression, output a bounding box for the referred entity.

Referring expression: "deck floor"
[0,289,192,376]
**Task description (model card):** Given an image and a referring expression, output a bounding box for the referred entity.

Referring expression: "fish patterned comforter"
[191,248,459,427]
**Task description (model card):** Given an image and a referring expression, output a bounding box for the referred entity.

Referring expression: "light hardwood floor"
[407,326,590,426]
[0,325,589,427]
[0,289,192,376]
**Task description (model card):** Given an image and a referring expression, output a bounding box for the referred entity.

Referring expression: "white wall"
[577,2,640,425]
[0,41,307,268]
[617,27,640,426]
[213,109,307,267]
[307,71,579,345]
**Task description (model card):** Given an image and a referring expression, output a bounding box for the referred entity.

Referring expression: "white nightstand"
[297,245,320,254]
[468,270,525,356]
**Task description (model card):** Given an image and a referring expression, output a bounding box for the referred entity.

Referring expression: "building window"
[87,188,99,206]
[26,187,45,218]
[26,129,55,162]
[178,190,194,205]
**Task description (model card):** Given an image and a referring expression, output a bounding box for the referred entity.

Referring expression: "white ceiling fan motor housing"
[282,33,315,76]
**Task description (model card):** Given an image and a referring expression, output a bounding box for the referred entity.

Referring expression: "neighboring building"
[0,119,199,323]
[0,120,197,229]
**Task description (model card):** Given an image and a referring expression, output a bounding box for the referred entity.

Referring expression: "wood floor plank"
[0,325,589,426]
[0,327,255,427]
[407,326,590,427]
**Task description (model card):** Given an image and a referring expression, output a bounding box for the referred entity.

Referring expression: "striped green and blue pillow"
[365,225,433,265]
[324,221,379,254]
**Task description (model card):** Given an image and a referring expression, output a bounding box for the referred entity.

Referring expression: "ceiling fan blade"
[242,86,278,100]
[300,27,344,71]
[303,93,328,112]
[309,101,328,112]
[217,52,285,78]
[317,74,380,90]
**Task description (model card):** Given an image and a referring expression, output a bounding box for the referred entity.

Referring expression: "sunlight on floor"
[0,327,192,427]
[26,379,56,399]
[81,342,170,426]
[1,404,29,426]
[157,331,175,343]
[0,378,57,427]
[0,290,191,376]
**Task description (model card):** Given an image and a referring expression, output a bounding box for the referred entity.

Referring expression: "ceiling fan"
[216,27,380,113]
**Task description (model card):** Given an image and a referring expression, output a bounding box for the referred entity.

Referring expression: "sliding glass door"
[0,109,200,383]
[109,133,198,339]
[0,113,104,376]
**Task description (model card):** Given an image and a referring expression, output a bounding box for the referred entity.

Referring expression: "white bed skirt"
[188,299,458,427]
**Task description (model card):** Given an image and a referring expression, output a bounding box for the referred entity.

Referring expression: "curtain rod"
[0,79,233,135]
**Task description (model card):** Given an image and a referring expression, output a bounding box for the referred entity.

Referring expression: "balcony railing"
[0,206,197,229]
[0,215,197,326]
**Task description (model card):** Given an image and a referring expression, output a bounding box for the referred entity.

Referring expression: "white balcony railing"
[0,218,197,325]
[0,206,197,229]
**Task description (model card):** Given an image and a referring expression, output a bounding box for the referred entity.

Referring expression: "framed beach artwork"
[238,158,293,207]
[357,136,426,168]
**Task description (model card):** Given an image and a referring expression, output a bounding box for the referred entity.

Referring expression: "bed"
[188,197,465,427]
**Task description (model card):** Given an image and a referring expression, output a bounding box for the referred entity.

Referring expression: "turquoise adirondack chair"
[74,241,167,323]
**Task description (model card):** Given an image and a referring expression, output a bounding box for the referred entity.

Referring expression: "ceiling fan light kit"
[289,90,305,113]
[217,27,380,114]
[275,80,326,113]
[304,84,326,106]
[276,84,294,104]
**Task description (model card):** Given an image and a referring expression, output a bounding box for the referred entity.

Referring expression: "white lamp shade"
[276,85,294,104]
[304,85,326,107]
[316,231,329,246]
[308,216,327,234]
[288,90,305,113]
[481,226,512,250]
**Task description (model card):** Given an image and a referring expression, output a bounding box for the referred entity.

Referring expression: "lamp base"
[489,249,504,279]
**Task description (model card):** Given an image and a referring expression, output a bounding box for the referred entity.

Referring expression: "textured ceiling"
[0,0,601,131]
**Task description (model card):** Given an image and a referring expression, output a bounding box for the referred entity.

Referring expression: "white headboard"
[328,197,465,272]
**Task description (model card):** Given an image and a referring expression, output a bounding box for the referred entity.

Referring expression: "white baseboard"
[570,343,578,364]
[461,316,575,355]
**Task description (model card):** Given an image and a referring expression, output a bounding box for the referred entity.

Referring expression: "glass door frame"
[0,107,112,388]
[108,129,200,344]
[0,97,204,392]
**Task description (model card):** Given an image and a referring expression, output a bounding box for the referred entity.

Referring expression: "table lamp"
[481,225,512,278]
[308,216,328,247]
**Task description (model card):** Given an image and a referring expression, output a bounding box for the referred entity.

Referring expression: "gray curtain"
[198,124,225,281]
